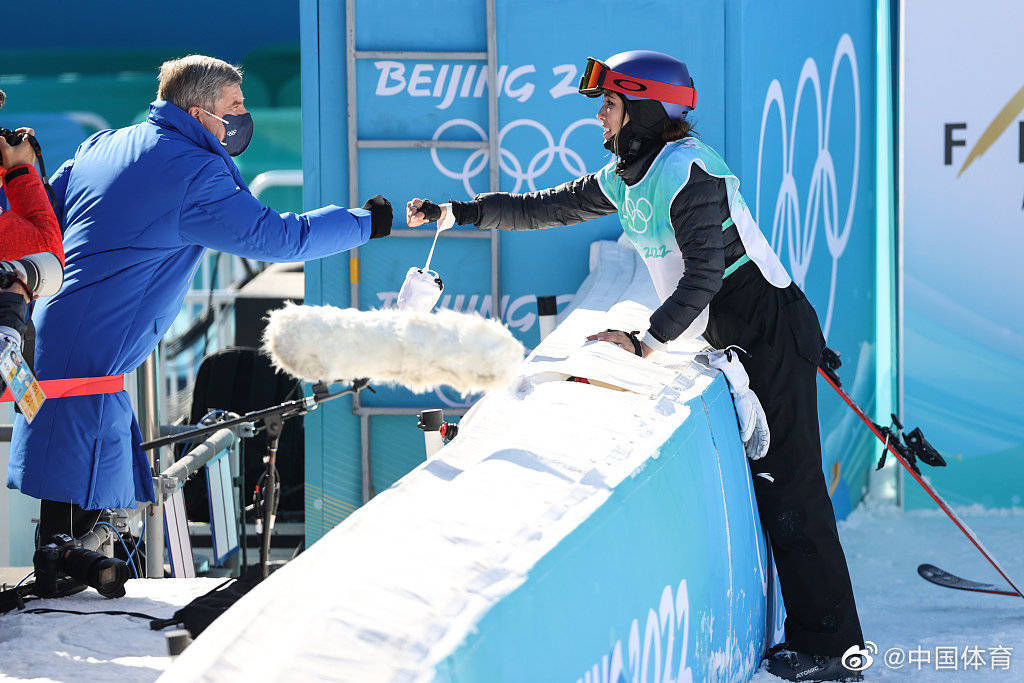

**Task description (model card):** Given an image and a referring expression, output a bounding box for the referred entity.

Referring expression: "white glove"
[705,347,770,460]
[396,267,444,313]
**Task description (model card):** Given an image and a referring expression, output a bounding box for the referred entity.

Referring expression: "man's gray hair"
[157,55,242,112]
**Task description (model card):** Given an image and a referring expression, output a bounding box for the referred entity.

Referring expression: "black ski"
[918,564,1021,597]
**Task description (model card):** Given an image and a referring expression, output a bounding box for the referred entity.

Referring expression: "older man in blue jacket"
[7,55,392,542]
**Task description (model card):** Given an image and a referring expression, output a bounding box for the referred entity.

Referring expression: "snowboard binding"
[875,414,946,474]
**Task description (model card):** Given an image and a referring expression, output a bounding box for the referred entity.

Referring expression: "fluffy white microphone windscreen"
[263,303,525,394]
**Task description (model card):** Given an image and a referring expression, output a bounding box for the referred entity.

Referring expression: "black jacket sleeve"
[647,166,729,343]
[450,172,617,231]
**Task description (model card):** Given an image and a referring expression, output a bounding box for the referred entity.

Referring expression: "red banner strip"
[0,375,124,403]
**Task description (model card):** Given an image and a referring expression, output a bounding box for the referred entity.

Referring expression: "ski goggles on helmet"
[578,57,697,109]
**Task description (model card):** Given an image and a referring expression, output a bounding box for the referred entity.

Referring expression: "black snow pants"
[703,261,864,657]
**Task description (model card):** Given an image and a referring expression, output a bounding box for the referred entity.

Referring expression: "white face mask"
[397,267,444,313]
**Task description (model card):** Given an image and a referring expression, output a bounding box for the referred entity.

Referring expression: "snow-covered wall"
[162,241,784,681]
[431,381,774,682]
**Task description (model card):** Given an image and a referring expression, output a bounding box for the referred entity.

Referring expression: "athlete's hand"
[406,198,447,228]
[586,330,653,357]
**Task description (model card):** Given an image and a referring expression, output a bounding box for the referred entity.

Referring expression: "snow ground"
[0,578,222,682]
[753,504,1024,681]
[0,506,1021,682]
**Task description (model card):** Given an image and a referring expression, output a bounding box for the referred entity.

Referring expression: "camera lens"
[0,252,64,298]
[90,557,129,599]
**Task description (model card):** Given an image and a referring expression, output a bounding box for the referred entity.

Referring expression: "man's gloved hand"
[362,195,393,239]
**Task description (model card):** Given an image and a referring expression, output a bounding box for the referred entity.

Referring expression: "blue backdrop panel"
[352,0,725,358]
[303,0,880,543]
[434,377,777,682]
[726,0,878,516]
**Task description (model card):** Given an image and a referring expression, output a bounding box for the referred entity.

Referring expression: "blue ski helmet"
[578,50,696,120]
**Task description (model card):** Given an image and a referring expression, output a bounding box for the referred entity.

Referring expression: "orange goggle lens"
[578,58,608,96]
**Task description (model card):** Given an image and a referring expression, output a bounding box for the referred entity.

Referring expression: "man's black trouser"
[704,262,864,657]
[37,499,102,546]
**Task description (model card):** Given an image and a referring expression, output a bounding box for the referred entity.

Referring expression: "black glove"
[418,200,442,222]
[362,195,393,239]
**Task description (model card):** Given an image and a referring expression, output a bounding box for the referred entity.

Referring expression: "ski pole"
[817,350,1024,600]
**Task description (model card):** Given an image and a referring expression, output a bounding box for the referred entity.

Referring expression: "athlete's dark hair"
[663,118,695,141]
[605,89,695,142]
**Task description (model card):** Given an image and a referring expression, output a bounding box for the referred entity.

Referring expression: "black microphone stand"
[140,379,372,579]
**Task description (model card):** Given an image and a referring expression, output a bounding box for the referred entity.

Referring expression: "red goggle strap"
[580,59,697,110]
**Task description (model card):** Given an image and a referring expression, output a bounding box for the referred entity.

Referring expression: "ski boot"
[765,643,864,682]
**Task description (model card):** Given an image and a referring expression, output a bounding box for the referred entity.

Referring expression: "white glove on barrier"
[396,267,444,313]
[705,347,770,460]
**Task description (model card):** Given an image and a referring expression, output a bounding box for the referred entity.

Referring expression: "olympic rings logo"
[621,197,654,234]
[431,118,603,197]
[755,34,861,340]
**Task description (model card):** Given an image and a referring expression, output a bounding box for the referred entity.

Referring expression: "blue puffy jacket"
[7,100,371,509]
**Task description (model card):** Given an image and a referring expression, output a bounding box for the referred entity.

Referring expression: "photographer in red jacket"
[0,88,65,353]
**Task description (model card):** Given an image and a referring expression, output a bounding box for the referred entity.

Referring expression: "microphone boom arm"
[139,379,371,452]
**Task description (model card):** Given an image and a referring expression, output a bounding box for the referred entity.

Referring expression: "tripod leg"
[260,434,280,579]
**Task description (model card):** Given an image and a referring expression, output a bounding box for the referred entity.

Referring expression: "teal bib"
[597,138,791,338]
